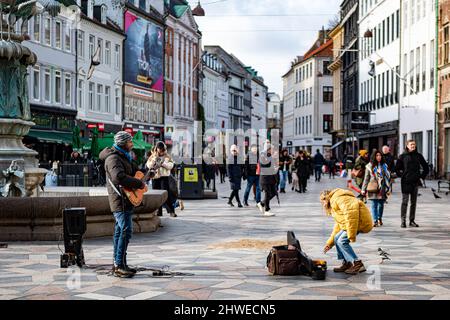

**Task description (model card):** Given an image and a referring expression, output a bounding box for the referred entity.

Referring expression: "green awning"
[27,129,73,144]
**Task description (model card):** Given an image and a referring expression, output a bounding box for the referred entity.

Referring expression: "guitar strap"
[108,178,122,197]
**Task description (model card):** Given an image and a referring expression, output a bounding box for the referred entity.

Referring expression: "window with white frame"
[97,84,103,111]
[44,16,51,46]
[78,80,84,109]
[77,30,84,59]
[33,66,40,101]
[65,73,71,106]
[404,1,408,29]
[115,88,121,115]
[430,39,435,88]
[64,23,71,52]
[89,35,95,59]
[105,41,111,66]
[115,44,120,69]
[97,38,103,63]
[44,69,51,102]
[105,86,111,113]
[416,47,420,93]
[89,82,95,110]
[411,0,415,26]
[54,70,62,104]
[34,15,41,42]
[55,20,62,49]
[422,44,426,91]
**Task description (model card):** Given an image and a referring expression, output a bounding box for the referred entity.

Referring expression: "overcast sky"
[187,0,340,95]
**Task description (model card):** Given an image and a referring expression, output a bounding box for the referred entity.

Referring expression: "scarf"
[113,144,133,163]
[373,163,391,196]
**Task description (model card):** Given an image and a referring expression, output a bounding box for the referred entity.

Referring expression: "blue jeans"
[279,170,288,190]
[334,230,358,263]
[315,165,322,181]
[113,210,133,267]
[370,199,385,222]
[244,175,261,203]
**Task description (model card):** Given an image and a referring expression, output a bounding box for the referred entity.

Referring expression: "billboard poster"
[124,11,163,92]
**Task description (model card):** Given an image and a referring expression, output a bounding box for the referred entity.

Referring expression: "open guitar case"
[267,231,327,280]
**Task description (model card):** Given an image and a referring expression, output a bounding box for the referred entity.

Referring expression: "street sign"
[351,111,370,131]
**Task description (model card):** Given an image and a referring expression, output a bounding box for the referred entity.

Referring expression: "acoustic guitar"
[123,159,162,207]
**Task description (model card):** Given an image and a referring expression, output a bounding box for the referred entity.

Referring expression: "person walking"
[291,151,300,192]
[218,155,227,184]
[227,145,243,207]
[382,145,395,173]
[353,150,369,190]
[320,189,373,275]
[147,142,177,217]
[361,150,392,227]
[258,144,277,216]
[294,151,310,193]
[243,144,261,207]
[395,140,429,228]
[328,155,336,179]
[314,149,325,182]
[100,131,147,278]
[278,149,292,193]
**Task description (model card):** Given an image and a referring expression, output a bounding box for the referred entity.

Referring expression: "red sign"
[87,123,105,132]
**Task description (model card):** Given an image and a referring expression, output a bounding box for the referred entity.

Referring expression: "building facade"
[438,0,450,178]
[328,23,345,160]
[358,0,401,156]
[164,0,202,149]
[283,34,334,155]
[400,0,437,167]
[341,0,359,156]
[249,73,268,134]
[76,2,125,138]
[23,6,79,163]
[201,51,228,131]
[205,46,246,131]
[267,93,283,149]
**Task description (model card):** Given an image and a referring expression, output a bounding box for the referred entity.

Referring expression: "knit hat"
[114,131,133,147]
[359,150,368,157]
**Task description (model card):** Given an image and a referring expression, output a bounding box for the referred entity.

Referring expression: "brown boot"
[333,261,353,273]
[345,260,366,275]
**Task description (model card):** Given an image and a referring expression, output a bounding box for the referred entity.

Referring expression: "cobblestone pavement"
[1,177,450,300]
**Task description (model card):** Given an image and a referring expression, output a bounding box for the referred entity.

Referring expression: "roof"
[204,46,247,78]
[166,0,189,18]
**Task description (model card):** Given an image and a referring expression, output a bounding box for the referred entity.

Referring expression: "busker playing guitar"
[100,131,147,278]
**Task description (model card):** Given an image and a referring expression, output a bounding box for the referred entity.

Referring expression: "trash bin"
[179,164,204,199]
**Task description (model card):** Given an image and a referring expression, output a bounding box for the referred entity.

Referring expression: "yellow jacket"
[325,189,373,247]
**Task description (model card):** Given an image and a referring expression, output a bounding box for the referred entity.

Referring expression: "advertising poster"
[124,11,163,92]
[184,168,199,183]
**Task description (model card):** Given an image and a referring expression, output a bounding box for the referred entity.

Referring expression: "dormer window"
[93,4,107,24]
[101,5,107,24]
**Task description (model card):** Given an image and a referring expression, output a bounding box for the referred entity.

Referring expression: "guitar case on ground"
[267,231,327,280]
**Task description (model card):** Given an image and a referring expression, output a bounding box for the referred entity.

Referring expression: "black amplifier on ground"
[60,208,86,268]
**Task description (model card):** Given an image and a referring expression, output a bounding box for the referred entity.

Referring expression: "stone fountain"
[0,29,48,197]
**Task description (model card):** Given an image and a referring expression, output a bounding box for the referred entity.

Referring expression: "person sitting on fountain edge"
[100,131,146,278]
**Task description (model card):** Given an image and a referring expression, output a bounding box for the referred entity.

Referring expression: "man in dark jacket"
[382,145,395,173]
[243,144,261,207]
[395,140,429,228]
[100,131,146,278]
[314,149,325,182]
[227,145,243,207]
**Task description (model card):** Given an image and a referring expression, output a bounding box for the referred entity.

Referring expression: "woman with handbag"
[361,150,392,227]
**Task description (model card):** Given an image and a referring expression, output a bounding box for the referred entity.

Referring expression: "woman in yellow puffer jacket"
[320,189,373,275]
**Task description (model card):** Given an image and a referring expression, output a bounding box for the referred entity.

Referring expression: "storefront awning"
[26,129,73,144]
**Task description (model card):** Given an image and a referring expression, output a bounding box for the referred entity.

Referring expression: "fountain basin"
[0,190,167,241]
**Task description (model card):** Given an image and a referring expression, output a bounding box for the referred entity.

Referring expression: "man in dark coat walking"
[100,132,146,278]
[313,149,325,182]
[227,145,243,207]
[243,144,261,207]
[395,140,429,228]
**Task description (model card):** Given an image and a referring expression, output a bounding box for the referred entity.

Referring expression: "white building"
[250,75,268,134]
[399,0,436,165]
[358,0,401,155]
[282,36,334,155]
[76,2,125,136]
[201,51,228,131]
